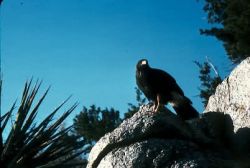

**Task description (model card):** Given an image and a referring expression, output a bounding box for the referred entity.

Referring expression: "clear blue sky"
[1,0,231,124]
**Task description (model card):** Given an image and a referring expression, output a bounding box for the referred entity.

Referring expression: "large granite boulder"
[205,57,250,132]
[87,57,250,168]
[87,104,248,168]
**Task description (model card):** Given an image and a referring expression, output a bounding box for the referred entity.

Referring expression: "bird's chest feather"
[137,71,150,86]
[137,71,156,94]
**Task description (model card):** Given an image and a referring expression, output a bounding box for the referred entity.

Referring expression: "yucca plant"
[0,80,86,168]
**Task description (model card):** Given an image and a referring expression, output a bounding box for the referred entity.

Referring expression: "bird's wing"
[150,68,185,96]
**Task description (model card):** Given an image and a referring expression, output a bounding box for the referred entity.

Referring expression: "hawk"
[136,59,199,120]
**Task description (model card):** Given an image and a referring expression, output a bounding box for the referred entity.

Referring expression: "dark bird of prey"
[136,59,199,120]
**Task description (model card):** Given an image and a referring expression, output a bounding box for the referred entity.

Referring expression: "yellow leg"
[154,94,161,112]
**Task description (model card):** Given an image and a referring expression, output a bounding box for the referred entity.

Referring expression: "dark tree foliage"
[194,61,222,107]
[124,87,146,119]
[73,88,146,151]
[200,0,250,63]
[73,105,121,143]
[72,88,146,162]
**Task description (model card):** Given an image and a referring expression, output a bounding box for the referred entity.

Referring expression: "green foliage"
[73,105,121,143]
[200,0,250,63]
[124,87,146,119]
[194,61,222,107]
[72,87,146,157]
[0,80,85,168]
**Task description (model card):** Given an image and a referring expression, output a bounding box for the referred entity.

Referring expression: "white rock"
[205,57,250,132]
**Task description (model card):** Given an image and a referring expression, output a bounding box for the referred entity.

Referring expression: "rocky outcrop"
[87,105,196,168]
[205,57,250,132]
[87,104,250,168]
[87,57,250,168]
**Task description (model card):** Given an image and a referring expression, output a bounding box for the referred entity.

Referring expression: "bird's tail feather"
[171,95,199,120]
[173,103,199,120]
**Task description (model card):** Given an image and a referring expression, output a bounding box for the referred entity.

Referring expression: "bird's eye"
[141,60,147,65]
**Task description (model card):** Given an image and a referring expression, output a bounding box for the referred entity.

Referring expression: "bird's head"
[136,59,149,70]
